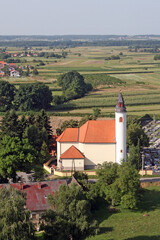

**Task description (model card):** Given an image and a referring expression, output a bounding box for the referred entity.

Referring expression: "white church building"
[56,93,127,170]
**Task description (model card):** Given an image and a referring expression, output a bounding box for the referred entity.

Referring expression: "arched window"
[119,117,123,122]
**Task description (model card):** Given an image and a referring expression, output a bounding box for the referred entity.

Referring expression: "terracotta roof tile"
[0,180,68,212]
[79,120,115,143]
[56,128,79,142]
[57,120,115,144]
[60,145,84,159]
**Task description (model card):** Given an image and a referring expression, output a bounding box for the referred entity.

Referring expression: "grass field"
[86,186,160,240]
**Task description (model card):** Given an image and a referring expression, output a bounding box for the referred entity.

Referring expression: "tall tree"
[45,184,98,240]
[0,136,38,181]
[0,80,16,111]
[96,162,141,209]
[128,140,141,170]
[0,110,21,138]
[127,122,149,148]
[118,162,141,209]
[57,71,89,100]
[0,187,35,240]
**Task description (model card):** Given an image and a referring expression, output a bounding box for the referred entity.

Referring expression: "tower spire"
[115,92,126,113]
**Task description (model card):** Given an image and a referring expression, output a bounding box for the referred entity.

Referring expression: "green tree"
[59,119,79,132]
[0,110,21,138]
[57,71,90,100]
[118,162,141,209]
[0,80,16,111]
[0,136,38,181]
[128,140,141,170]
[46,184,98,240]
[13,82,53,111]
[41,209,70,240]
[96,162,141,209]
[73,171,88,190]
[40,141,51,163]
[32,68,39,75]
[127,122,149,148]
[0,187,34,240]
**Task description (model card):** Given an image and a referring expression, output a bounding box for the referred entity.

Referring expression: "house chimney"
[37,182,42,190]
[18,182,24,190]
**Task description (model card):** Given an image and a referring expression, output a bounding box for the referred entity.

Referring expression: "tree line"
[0,71,93,112]
[0,81,52,111]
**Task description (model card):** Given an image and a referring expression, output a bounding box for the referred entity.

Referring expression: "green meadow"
[86,186,160,240]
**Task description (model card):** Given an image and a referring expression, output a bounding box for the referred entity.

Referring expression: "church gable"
[60,145,85,159]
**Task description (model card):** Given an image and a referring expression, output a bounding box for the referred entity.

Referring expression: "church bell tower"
[115,93,127,164]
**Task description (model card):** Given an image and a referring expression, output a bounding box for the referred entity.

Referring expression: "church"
[56,93,127,170]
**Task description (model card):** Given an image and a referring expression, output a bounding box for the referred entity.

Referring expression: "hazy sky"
[1,0,160,35]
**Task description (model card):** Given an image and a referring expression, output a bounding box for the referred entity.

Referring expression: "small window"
[119,117,123,122]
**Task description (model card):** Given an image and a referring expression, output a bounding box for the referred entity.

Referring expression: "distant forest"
[1,35,160,48]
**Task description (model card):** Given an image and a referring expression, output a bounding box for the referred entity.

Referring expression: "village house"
[10,69,20,77]
[0,177,79,230]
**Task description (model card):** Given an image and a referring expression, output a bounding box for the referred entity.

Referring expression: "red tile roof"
[57,120,115,143]
[60,145,85,159]
[56,128,79,142]
[79,120,115,143]
[0,180,68,212]
[0,61,6,64]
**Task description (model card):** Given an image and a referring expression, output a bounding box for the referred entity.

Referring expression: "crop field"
[2,45,160,117]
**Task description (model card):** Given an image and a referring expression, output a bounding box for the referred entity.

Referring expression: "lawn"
[87,186,160,240]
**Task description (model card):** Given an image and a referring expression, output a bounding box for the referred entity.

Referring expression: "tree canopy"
[0,187,34,240]
[127,122,149,148]
[0,110,53,182]
[0,80,16,111]
[42,184,98,240]
[14,82,52,111]
[57,71,92,101]
[0,136,38,182]
[96,162,141,209]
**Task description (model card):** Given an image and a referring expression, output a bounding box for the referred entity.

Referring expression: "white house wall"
[57,142,79,168]
[61,159,84,171]
[81,143,116,168]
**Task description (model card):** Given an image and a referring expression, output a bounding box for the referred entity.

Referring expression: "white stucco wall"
[57,142,79,168]
[61,159,84,171]
[57,142,116,169]
[82,143,116,167]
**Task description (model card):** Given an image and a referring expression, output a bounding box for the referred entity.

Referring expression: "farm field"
[86,186,160,240]
[2,45,160,117]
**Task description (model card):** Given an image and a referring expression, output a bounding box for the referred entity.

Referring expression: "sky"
[1,0,160,35]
